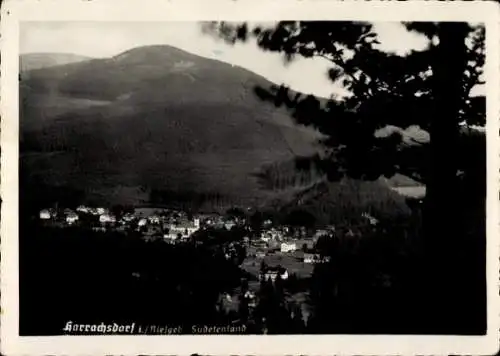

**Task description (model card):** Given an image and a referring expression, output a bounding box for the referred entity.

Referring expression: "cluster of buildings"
[240,212,381,289]
[37,205,245,243]
[39,206,119,225]
[39,204,379,269]
[249,225,335,259]
[163,218,201,241]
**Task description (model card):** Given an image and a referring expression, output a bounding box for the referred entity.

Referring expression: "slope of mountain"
[279,178,412,226]
[20,53,93,71]
[20,45,413,220]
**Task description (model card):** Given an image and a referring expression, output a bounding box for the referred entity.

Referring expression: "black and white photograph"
[2,1,499,355]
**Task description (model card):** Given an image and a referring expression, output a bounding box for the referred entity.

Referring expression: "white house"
[168,219,200,239]
[76,205,90,213]
[148,215,161,224]
[100,213,116,224]
[121,213,135,223]
[303,253,316,264]
[244,290,256,299]
[96,207,107,215]
[39,209,52,220]
[137,218,148,227]
[66,212,79,225]
[89,207,105,216]
[280,242,297,253]
[260,234,271,243]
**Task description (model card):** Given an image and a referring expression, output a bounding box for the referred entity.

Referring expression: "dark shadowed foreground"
[19,182,485,336]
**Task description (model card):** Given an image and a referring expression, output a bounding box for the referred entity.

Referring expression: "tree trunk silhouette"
[421,22,471,333]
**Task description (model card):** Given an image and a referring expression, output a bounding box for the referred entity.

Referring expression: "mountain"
[20,45,413,219]
[20,53,93,71]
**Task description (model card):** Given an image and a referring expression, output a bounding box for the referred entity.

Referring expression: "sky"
[20,21,434,98]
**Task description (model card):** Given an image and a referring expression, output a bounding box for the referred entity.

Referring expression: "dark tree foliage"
[284,209,316,228]
[204,21,486,334]
[203,21,484,183]
[226,207,246,219]
[19,217,244,335]
[254,276,291,334]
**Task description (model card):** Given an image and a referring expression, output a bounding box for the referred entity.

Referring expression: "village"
[37,203,383,324]
[37,205,342,266]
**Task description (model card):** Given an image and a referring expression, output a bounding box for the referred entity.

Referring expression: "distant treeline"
[149,189,243,213]
[254,157,322,191]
